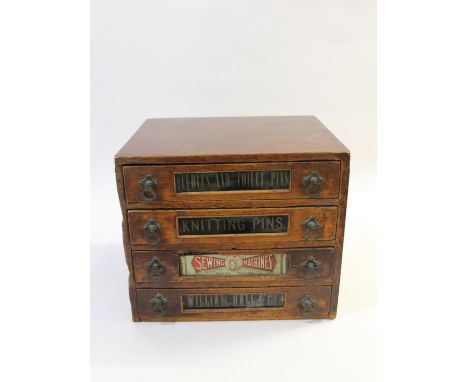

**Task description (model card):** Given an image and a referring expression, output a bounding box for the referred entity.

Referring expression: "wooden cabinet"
[115,116,349,321]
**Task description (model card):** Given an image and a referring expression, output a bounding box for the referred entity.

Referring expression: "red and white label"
[191,254,277,273]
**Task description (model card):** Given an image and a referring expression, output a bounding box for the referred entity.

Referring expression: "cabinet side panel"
[115,161,140,321]
[329,153,350,318]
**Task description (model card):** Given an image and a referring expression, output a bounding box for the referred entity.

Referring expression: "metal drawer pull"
[139,174,158,201]
[299,295,317,317]
[143,219,161,245]
[304,171,324,197]
[148,256,164,281]
[302,216,321,241]
[150,294,168,316]
[303,257,321,284]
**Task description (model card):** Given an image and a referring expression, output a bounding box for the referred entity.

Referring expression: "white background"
[91,1,376,381]
[1,1,467,382]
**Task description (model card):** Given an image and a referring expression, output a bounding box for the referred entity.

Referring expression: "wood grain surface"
[115,116,349,164]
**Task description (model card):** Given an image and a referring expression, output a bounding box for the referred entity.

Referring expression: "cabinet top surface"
[115,116,349,163]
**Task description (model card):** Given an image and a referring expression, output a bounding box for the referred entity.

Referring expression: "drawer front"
[128,207,338,249]
[136,286,331,321]
[123,161,340,203]
[133,248,334,287]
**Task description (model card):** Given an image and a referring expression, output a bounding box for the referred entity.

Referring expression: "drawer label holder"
[182,292,286,310]
[177,215,289,236]
[175,170,290,193]
[179,253,289,276]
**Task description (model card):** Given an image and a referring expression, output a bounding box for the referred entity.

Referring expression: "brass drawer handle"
[150,293,168,316]
[139,175,158,201]
[303,216,322,241]
[143,219,161,245]
[299,295,317,317]
[304,171,324,197]
[303,257,321,284]
[148,256,165,281]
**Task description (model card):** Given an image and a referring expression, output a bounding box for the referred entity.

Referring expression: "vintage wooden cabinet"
[115,116,349,321]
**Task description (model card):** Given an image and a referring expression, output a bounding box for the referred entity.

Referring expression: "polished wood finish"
[115,116,349,322]
[133,247,334,288]
[115,116,349,164]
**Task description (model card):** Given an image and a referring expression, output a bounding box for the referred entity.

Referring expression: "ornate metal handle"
[303,257,321,284]
[299,295,317,318]
[302,216,322,241]
[150,293,168,316]
[304,171,324,197]
[148,256,164,281]
[139,175,158,201]
[143,219,161,245]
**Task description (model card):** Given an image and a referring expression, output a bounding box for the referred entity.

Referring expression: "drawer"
[123,161,340,203]
[133,248,334,287]
[128,206,338,249]
[136,286,331,321]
